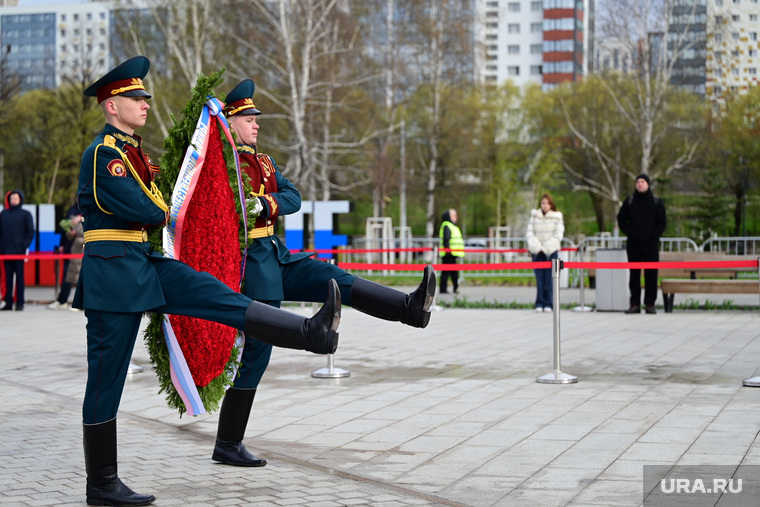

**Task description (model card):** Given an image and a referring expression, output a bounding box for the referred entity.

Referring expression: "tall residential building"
[668,0,759,99]
[475,0,595,90]
[0,1,111,91]
[705,0,760,100]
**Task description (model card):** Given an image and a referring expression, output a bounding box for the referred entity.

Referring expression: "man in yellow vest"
[439,209,464,294]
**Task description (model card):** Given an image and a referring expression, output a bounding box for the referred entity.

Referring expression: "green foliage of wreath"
[142,69,255,416]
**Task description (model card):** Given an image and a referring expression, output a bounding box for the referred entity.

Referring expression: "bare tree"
[400,0,476,238]
[220,0,382,200]
[564,0,706,217]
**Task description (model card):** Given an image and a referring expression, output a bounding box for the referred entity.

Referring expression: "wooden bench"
[658,252,759,312]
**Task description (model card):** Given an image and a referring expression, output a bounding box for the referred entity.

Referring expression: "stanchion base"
[572,306,593,312]
[743,376,760,387]
[312,367,350,379]
[536,371,578,384]
[128,363,143,374]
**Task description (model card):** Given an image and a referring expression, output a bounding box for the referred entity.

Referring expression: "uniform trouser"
[532,251,558,309]
[3,259,24,306]
[83,257,251,424]
[233,256,355,389]
[626,243,660,306]
[439,254,459,293]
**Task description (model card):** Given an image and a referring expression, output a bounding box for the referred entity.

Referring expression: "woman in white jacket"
[526,193,564,312]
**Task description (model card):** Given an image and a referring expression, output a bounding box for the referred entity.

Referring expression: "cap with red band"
[84,56,151,102]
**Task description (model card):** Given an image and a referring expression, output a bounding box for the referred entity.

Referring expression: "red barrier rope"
[0,254,756,271]
[0,253,83,260]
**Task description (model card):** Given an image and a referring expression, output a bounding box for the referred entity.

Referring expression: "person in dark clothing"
[438,209,463,294]
[0,190,35,311]
[617,174,667,314]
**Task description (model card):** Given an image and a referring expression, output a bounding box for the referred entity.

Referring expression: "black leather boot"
[350,264,436,328]
[245,278,340,354]
[83,419,155,506]
[212,388,267,467]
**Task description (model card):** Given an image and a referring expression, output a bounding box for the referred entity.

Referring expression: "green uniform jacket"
[72,124,168,312]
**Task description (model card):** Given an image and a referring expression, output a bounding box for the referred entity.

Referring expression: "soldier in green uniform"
[74,57,342,507]
[210,79,436,468]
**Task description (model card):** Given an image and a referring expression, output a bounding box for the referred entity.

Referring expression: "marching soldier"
[75,57,341,506]
[211,79,436,468]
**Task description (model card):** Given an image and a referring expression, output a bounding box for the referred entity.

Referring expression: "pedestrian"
[75,57,341,507]
[438,208,463,294]
[526,193,564,312]
[210,78,436,469]
[0,190,35,311]
[48,202,81,309]
[617,173,667,314]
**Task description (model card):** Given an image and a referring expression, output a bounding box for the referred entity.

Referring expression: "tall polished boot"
[212,388,267,467]
[245,278,340,354]
[83,418,155,506]
[350,264,436,328]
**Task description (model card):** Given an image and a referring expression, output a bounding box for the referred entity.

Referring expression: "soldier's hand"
[246,197,264,217]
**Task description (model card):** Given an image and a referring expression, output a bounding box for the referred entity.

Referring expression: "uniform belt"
[248,224,275,239]
[84,229,148,243]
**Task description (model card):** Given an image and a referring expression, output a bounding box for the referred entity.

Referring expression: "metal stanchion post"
[741,257,760,387]
[573,246,592,312]
[537,258,578,384]
[312,258,350,379]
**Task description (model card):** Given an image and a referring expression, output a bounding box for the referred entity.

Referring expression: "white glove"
[246,197,264,217]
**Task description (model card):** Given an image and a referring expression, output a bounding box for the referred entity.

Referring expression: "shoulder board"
[104,135,117,149]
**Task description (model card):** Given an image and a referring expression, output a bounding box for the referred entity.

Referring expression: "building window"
[507,65,520,75]
[750,32,758,41]
[750,49,757,57]
[486,34,498,40]
[732,68,740,75]
[750,14,758,21]
[486,22,498,28]
[486,1,498,6]
[508,2,520,12]
[508,23,520,33]
[732,50,740,56]
[733,0,740,3]
[530,65,542,75]
[73,13,79,21]
[486,11,498,17]
[486,75,498,82]
[60,14,66,21]
[716,0,723,4]
[732,32,740,41]
[488,44,498,51]
[487,54,498,60]
[530,43,542,54]
[508,44,520,54]
[749,68,757,75]
[530,22,542,33]
[486,64,498,71]
[531,1,542,10]
[732,15,740,22]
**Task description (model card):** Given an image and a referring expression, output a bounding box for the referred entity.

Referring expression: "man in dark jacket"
[0,190,35,311]
[617,174,667,314]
